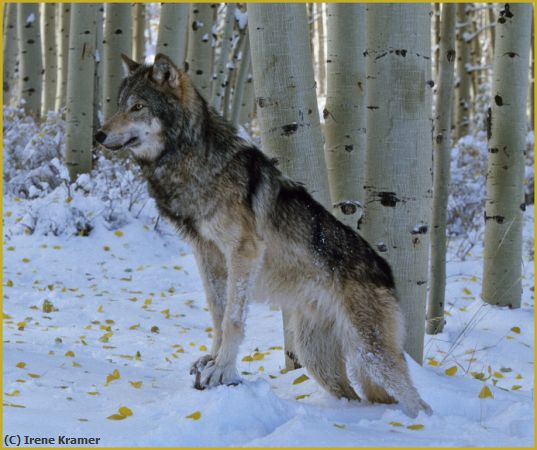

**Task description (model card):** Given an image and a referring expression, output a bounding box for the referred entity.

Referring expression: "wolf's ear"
[151,53,181,89]
[121,53,141,76]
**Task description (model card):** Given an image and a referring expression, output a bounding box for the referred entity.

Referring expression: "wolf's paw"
[198,360,241,389]
[190,354,214,390]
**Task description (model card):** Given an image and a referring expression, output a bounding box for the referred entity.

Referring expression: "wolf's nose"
[95,131,107,144]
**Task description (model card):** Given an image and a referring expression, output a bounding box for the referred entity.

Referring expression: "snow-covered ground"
[2,108,534,446]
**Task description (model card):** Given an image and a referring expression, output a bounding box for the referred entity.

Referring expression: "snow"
[3,109,534,446]
[234,9,248,30]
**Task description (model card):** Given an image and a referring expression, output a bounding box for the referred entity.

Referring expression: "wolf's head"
[95,54,202,162]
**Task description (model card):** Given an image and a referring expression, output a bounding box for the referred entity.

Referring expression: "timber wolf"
[95,53,432,418]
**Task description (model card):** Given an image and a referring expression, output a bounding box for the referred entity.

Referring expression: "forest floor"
[2,108,534,446]
[3,201,534,447]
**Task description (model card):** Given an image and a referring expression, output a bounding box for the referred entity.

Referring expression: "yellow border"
[0,2,535,450]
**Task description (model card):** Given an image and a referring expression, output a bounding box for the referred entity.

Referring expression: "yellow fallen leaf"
[103,245,110,251]
[6,280,13,287]
[493,372,504,379]
[129,324,140,330]
[511,385,522,391]
[22,258,30,263]
[87,392,99,396]
[515,374,523,380]
[3,402,26,408]
[479,385,494,399]
[16,362,26,369]
[269,346,283,350]
[463,288,472,295]
[105,369,120,385]
[27,373,40,379]
[199,345,207,352]
[333,423,346,429]
[107,414,126,420]
[17,322,26,331]
[389,421,403,427]
[444,366,458,376]
[186,411,201,420]
[510,326,521,334]
[118,406,133,417]
[242,355,254,362]
[5,390,21,397]
[252,352,265,361]
[65,351,75,357]
[293,374,310,385]
[407,424,424,430]
[129,381,143,389]
[295,393,311,400]
[427,358,439,366]
[114,230,124,237]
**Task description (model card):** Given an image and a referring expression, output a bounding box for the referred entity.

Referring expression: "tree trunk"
[102,4,132,120]
[211,4,236,112]
[230,30,250,128]
[316,3,326,96]
[65,4,98,182]
[427,3,457,335]
[132,3,145,62]
[55,3,70,111]
[93,6,104,135]
[186,3,214,100]
[362,4,433,364]
[238,72,254,127]
[249,3,331,370]
[156,3,188,66]
[17,3,43,117]
[41,3,57,115]
[3,2,18,104]
[482,3,532,308]
[324,3,366,229]
[454,3,471,140]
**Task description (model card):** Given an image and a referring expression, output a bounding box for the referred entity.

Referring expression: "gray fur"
[96,54,432,418]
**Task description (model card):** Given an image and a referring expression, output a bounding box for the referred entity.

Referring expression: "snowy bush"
[3,106,154,237]
[447,130,534,259]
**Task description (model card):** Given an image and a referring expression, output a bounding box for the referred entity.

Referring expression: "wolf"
[95,53,432,418]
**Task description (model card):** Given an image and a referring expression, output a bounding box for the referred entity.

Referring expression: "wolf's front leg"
[190,240,227,387]
[198,239,261,389]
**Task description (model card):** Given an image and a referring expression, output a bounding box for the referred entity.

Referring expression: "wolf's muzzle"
[95,131,107,144]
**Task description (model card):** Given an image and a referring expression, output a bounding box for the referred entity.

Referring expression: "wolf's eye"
[131,103,144,112]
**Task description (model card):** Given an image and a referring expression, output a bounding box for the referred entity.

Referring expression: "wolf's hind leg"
[292,311,360,401]
[356,367,395,404]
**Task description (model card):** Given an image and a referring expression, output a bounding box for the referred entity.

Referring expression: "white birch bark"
[324,3,366,229]
[17,3,43,117]
[482,3,532,308]
[211,4,236,112]
[427,3,457,335]
[3,2,18,104]
[186,3,214,100]
[55,3,70,111]
[156,3,189,66]
[454,3,471,140]
[249,3,331,370]
[41,3,57,114]
[230,32,251,128]
[65,4,98,181]
[132,3,146,63]
[102,4,132,120]
[362,4,433,364]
